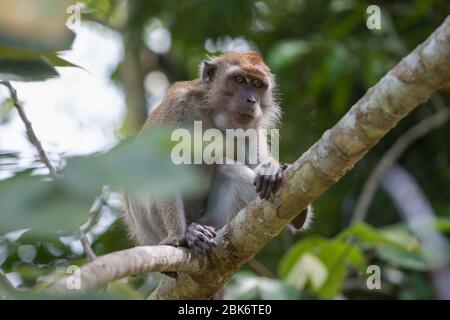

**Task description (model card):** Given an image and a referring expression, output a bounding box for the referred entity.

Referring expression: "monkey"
[123,51,313,256]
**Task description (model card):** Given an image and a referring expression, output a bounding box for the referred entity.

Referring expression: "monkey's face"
[212,69,270,130]
[201,52,279,130]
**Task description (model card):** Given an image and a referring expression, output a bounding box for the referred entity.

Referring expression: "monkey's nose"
[246,97,256,104]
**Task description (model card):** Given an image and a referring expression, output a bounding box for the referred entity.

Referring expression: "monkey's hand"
[185,223,217,254]
[254,162,287,200]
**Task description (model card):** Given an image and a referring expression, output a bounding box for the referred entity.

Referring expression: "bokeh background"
[0,0,449,299]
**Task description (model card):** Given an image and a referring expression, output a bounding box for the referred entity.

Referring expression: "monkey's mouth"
[233,112,254,125]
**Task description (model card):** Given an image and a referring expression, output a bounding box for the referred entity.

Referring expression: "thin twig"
[247,259,275,278]
[352,108,450,224]
[0,81,57,176]
[80,231,97,262]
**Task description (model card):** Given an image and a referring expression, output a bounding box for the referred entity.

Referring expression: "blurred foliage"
[0,0,77,81]
[1,0,450,300]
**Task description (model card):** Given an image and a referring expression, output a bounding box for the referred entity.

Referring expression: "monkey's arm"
[251,131,314,229]
[249,130,285,200]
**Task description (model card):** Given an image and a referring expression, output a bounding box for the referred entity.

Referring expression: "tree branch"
[0,81,57,176]
[44,246,205,294]
[44,16,450,299]
[80,231,97,262]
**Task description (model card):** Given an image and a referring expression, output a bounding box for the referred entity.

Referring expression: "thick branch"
[152,15,450,299]
[44,16,450,299]
[45,246,205,294]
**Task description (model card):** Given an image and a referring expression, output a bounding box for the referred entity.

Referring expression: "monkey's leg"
[157,194,189,247]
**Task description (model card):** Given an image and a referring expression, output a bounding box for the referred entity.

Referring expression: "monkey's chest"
[184,198,208,222]
[184,163,216,222]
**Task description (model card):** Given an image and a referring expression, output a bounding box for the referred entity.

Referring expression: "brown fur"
[123,52,311,254]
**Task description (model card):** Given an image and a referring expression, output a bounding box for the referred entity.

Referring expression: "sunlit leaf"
[278,236,322,278]
[286,253,328,291]
[226,271,299,300]
[337,222,412,250]
[267,40,310,71]
[279,236,366,299]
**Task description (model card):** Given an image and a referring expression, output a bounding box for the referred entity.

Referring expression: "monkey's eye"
[235,76,245,83]
[253,80,265,88]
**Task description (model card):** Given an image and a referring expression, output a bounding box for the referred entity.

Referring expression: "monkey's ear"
[201,60,217,83]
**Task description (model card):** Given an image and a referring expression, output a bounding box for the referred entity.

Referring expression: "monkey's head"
[200,51,280,130]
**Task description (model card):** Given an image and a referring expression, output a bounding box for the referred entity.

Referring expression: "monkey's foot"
[254,162,284,200]
[185,223,217,254]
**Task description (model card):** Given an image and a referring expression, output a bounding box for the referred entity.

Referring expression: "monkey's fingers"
[202,225,217,238]
[273,169,283,193]
[259,174,272,200]
[191,223,216,239]
[186,223,217,254]
[255,165,268,193]
[255,173,263,192]
[263,174,278,200]
[196,232,218,246]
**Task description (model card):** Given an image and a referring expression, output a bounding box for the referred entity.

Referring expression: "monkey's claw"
[254,162,284,200]
[185,223,217,254]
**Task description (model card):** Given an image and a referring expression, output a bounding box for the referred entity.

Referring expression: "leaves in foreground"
[0,128,203,236]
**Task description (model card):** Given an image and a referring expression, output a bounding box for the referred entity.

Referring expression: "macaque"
[123,51,313,255]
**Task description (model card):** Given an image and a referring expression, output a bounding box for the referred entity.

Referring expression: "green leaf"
[267,40,310,71]
[0,57,59,81]
[377,247,428,271]
[62,128,205,199]
[278,236,323,278]
[44,54,82,69]
[315,241,365,299]
[0,97,15,124]
[278,236,366,299]
[226,272,299,300]
[337,222,412,250]
[0,173,90,235]
[0,45,82,70]
[286,253,328,291]
[435,217,450,233]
